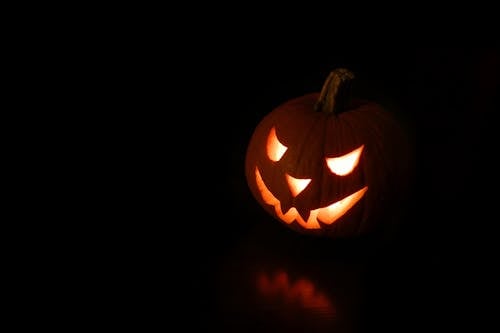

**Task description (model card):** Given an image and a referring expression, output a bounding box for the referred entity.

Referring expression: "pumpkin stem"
[315,68,355,115]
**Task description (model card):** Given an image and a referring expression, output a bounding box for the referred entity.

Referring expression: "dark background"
[117,48,498,331]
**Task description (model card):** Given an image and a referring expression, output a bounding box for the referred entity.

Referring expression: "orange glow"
[267,126,288,162]
[325,145,364,176]
[255,167,367,229]
[257,271,335,314]
[317,187,368,224]
[286,174,311,197]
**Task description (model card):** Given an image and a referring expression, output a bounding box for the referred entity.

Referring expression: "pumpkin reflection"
[215,224,365,332]
[256,270,336,319]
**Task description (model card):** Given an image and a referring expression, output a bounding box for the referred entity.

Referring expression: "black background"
[113,47,498,332]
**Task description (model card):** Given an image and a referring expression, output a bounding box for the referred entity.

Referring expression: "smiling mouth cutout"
[255,167,367,229]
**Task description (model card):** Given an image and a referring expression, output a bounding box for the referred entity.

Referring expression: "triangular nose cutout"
[285,174,311,197]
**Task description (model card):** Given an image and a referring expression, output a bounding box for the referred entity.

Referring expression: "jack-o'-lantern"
[245,68,413,238]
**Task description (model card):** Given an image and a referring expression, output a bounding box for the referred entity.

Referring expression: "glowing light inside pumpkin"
[255,167,368,229]
[267,126,287,162]
[317,186,367,223]
[326,145,364,176]
[286,174,311,197]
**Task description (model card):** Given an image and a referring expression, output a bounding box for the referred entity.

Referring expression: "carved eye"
[267,126,288,162]
[286,174,311,197]
[325,145,364,176]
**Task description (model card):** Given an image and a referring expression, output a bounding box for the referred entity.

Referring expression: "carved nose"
[285,174,311,197]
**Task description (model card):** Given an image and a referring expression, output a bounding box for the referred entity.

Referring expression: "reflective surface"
[182,214,491,332]
[212,224,365,332]
[188,219,444,332]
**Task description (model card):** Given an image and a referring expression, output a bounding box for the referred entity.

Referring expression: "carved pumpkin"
[245,68,412,238]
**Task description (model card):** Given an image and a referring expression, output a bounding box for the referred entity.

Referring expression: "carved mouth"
[255,167,367,229]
